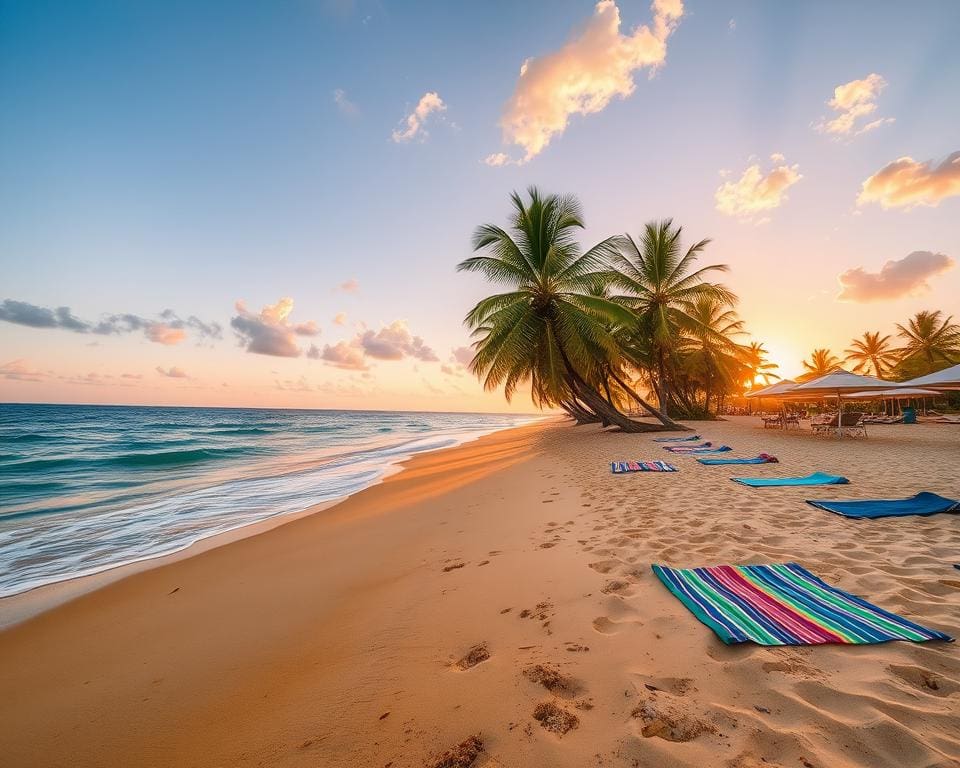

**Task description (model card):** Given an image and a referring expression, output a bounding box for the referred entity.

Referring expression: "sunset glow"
[1,1,958,411]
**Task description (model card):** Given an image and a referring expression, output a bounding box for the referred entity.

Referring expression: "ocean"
[0,403,538,598]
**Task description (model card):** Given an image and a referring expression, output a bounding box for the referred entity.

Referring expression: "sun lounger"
[611,461,678,473]
[653,435,702,442]
[812,412,867,438]
[697,454,778,465]
[806,492,959,519]
[652,562,952,645]
[732,472,849,487]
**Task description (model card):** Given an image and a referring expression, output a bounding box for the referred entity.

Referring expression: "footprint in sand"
[887,664,957,696]
[588,559,622,574]
[454,643,490,671]
[532,702,579,735]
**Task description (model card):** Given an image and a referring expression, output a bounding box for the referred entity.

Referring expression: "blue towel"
[698,455,778,465]
[684,446,732,454]
[653,434,701,443]
[806,492,960,519]
[733,472,849,488]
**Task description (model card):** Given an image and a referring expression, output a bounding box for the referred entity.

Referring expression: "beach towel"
[652,562,952,646]
[653,435,702,443]
[698,454,779,465]
[806,492,959,519]
[663,442,714,452]
[611,461,678,473]
[680,446,733,455]
[733,472,849,488]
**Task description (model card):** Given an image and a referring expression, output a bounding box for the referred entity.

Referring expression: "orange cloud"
[496,0,684,163]
[815,73,893,137]
[231,297,320,358]
[156,365,189,379]
[838,250,955,302]
[858,151,960,209]
[392,92,446,143]
[0,359,47,381]
[715,155,802,219]
[145,323,187,345]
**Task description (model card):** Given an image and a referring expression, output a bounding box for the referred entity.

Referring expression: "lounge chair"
[812,412,867,438]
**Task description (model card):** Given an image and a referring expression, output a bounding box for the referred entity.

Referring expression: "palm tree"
[895,310,960,376]
[604,219,735,416]
[457,188,678,432]
[679,295,746,413]
[844,331,898,378]
[742,341,780,389]
[798,348,842,382]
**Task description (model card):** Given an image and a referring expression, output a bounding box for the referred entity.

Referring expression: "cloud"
[494,0,684,163]
[333,312,348,325]
[715,155,802,219]
[0,359,48,381]
[391,92,446,143]
[815,73,893,137]
[315,320,439,370]
[483,153,511,167]
[359,320,438,362]
[451,346,474,367]
[0,300,221,344]
[274,376,313,392]
[857,151,960,209]
[156,365,189,378]
[320,340,369,370]
[231,298,320,358]
[145,324,187,345]
[333,88,358,116]
[339,278,359,293]
[838,250,955,302]
[728,18,736,31]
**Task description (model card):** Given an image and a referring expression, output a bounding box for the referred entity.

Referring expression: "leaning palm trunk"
[606,367,688,431]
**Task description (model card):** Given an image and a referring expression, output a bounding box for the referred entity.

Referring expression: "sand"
[0,416,958,767]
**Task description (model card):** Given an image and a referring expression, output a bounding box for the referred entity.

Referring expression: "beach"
[1,416,958,767]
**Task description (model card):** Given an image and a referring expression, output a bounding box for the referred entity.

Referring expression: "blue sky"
[1,0,958,410]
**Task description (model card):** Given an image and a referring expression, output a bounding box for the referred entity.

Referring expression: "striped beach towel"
[652,562,952,646]
[611,461,678,473]
[653,435,702,443]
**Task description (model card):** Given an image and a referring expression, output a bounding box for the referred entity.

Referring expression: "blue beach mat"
[733,472,849,488]
[611,461,678,473]
[806,492,959,519]
[698,454,778,465]
[653,435,702,443]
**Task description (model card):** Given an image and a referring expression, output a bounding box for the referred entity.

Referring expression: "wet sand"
[0,417,958,767]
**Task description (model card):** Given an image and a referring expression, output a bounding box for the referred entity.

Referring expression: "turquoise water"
[0,404,537,597]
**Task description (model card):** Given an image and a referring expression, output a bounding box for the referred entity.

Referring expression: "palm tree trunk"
[553,345,668,433]
[606,368,689,431]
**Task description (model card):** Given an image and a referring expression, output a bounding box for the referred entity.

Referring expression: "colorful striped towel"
[652,563,952,646]
[733,472,849,487]
[806,492,959,519]
[664,442,713,452]
[611,461,678,473]
[698,454,778,465]
[653,435,702,443]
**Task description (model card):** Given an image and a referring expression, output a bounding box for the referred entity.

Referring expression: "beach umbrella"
[780,371,891,437]
[896,363,960,391]
[842,387,940,399]
[745,379,798,429]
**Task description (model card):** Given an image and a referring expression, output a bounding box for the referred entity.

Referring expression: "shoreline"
[1,416,957,767]
[0,416,550,629]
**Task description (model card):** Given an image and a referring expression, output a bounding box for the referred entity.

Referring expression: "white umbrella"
[896,363,960,391]
[744,379,797,398]
[780,371,892,437]
[842,387,940,399]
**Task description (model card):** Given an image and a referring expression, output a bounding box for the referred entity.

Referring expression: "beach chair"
[812,412,867,438]
[761,415,781,429]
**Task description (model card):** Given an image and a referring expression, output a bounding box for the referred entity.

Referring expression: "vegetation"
[460,188,957,428]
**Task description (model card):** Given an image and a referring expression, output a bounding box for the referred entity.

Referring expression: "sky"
[1,0,959,412]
